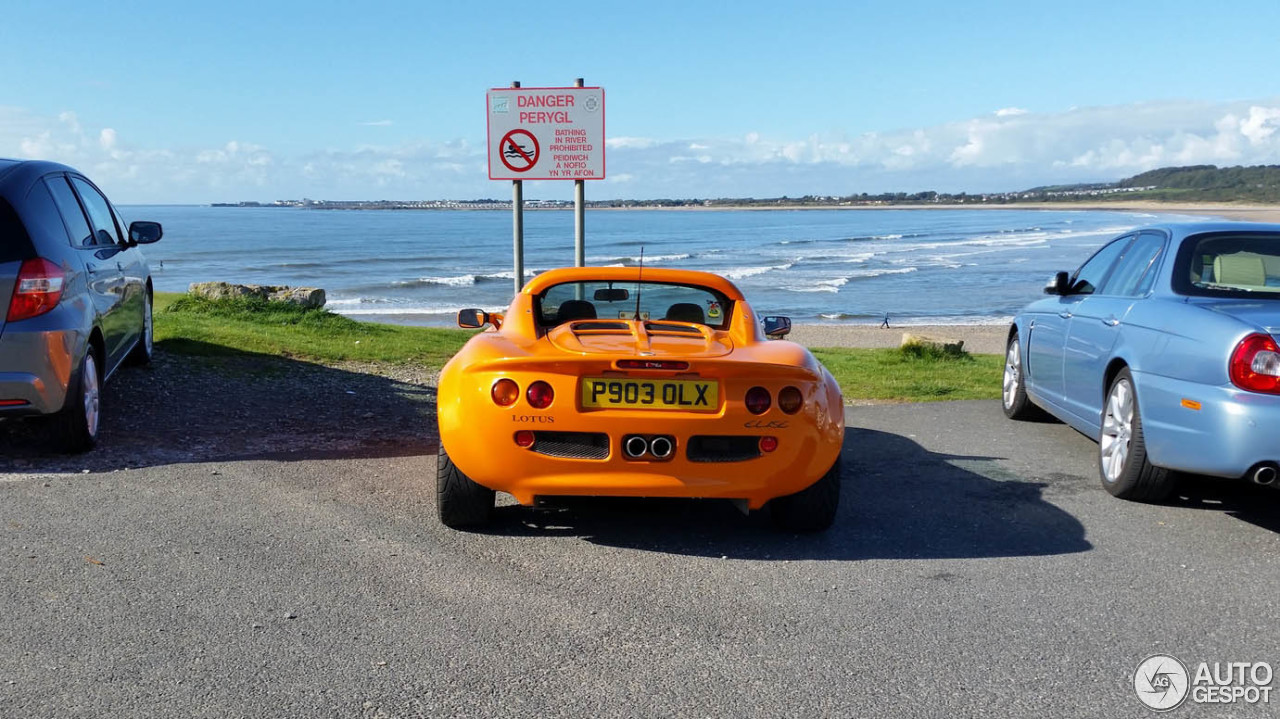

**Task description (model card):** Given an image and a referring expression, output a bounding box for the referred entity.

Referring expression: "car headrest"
[555,299,597,323]
[664,302,705,324]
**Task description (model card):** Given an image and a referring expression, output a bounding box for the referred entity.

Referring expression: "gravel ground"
[0,351,442,474]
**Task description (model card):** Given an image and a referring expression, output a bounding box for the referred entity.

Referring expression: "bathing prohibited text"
[487,87,605,181]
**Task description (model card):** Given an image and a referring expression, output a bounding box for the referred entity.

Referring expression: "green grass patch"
[153,292,1002,402]
[812,345,1002,402]
[154,292,474,366]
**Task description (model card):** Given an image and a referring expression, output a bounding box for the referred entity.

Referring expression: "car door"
[69,176,132,369]
[1025,236,1131,412]
[45,175,125,357]
[1062,233,1166,431]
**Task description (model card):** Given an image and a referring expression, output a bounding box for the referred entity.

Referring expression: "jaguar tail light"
[1230,333,1280,394]
[7,258,65,322]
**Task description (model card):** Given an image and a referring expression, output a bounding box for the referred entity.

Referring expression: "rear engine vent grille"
[686,435,761,463]
[533,431,609,460]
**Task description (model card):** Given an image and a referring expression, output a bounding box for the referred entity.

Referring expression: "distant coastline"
[208,199,1280,223]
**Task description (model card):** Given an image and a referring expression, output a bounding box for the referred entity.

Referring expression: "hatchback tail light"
[7,258,65,322]
[1230,333,1280,394]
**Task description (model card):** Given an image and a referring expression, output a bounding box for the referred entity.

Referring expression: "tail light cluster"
[7,258,65,323]
[1230,334,1280,394]
[744,386,804,415]
[490,378,556,408]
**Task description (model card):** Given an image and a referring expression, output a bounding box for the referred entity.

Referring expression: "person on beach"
[880,314,890,329]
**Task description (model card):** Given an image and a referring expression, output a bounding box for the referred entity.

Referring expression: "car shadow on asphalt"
[0,341,439,473]
[475,426,1093,561]
[1166,474,1280,534]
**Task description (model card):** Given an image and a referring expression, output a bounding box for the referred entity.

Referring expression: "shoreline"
[586,201,1280,222]
[788,323,1007,354]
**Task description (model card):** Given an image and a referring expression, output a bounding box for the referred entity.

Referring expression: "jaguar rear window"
[1175,232,1280,297]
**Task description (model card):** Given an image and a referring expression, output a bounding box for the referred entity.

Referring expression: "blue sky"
[2,0,1278,203]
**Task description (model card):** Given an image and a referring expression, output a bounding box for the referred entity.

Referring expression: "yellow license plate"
[581,378,718,412]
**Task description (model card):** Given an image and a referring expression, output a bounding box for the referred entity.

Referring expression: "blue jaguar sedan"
[1003,222,1280,501]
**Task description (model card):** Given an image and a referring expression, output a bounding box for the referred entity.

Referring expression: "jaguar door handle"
[1058,312,1073,319]
[1101,316,1120,327]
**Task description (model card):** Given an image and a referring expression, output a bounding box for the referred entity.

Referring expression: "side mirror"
[1043,271,1070,295]
[129,221,163,245]
[457,309,490,329]
[763,315,792,339]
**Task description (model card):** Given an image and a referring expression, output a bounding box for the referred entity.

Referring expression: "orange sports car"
[435,266,845,532]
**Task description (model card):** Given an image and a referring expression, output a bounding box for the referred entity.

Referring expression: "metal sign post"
[574,77,586,268]
[487,80,605,293]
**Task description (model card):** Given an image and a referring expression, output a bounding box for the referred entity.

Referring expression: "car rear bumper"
[1138,369,1280,478]
[443,425,839,508]
[0,326,80,416]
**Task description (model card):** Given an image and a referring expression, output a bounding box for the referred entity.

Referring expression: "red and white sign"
[487,87,605,181]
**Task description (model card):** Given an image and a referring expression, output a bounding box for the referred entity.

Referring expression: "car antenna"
[634,246,644,321]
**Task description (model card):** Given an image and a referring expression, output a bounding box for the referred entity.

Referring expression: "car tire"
[770,457,841,533]
[127,290,154,366]
[1002,332,1042,420]
[1099,368,1174,501]
[50,347,101,453]
[437,443,495,528]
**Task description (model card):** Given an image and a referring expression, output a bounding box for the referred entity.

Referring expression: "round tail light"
[514,430,535,447]
[745,386,771,414]
[491,379,519,406]
[778,386,803,414]
[527,381,555,409]
[759,436,778,453]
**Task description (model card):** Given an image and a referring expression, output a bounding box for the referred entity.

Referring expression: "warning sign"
[487,87,605,181]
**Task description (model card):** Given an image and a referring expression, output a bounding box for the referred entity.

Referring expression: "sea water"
[125,206,1212,326]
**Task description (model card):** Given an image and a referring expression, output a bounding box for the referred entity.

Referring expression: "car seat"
[555,299,597,323]
[663,302,705,324]
[1213,254,1267,288]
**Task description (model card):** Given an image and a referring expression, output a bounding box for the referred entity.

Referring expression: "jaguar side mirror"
[1044,271,1070,295]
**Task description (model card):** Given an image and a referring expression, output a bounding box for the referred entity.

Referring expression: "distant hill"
[1028,164,1280,203]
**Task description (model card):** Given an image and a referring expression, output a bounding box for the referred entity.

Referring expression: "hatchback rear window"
[0,197,35,264]
[1175,232,1280,298]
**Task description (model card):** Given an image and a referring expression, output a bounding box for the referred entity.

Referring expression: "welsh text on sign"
[487,87,605,181]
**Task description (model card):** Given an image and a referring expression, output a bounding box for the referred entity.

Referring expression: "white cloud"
[3,98,1280,202]
[359,120,394,127]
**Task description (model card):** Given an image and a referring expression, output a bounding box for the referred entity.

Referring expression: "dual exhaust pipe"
[623,434,675,460]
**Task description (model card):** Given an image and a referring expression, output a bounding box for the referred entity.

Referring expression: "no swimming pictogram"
[499,129,539,173]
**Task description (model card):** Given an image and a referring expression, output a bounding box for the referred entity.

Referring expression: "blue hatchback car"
[1003,222,1280,501]
[0,159,161,452]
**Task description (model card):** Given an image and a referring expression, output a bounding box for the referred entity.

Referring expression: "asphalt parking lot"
[3,391,1279,718]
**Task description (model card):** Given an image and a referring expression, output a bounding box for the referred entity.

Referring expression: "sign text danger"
[519,94,575,124]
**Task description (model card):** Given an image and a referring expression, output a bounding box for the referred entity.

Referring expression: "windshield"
[1176,232,1280,298]
[537,280,732,329]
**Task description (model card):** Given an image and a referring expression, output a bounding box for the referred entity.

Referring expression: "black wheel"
[436,443,495,528]
[771,457,841,533]
[127,290,153,366]
[1099,368,1174,501]
[1002,332,1042,420]
[50,347,101,453]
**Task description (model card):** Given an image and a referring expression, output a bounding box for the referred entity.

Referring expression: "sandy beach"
[789,323,1008,354]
